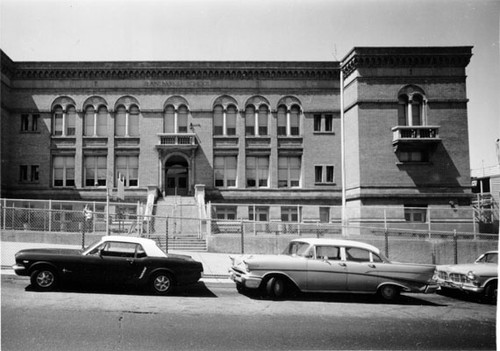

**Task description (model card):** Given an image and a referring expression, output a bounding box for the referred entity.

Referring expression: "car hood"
[16,248,83,257]
[437,263,498,275]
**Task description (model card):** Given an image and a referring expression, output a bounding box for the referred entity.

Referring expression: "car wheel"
[151,272,174,295]
[30,268,58,291]
[378,285,400,301]
[266,276,287,300]
[484,282,497,305]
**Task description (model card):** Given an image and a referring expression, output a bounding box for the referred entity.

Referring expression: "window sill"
[314,182,336,185]
[20,131,41,134]
[313,131,335,135]
[396,162,432,166]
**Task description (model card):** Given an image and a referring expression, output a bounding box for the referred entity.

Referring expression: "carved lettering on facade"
[145,80,211,88]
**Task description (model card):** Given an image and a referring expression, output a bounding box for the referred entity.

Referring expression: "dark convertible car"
[13,236,203,295]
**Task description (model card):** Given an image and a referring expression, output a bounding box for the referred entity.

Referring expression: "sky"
[1,0,499,170]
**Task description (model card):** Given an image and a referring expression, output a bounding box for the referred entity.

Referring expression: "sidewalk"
[1,241,234,280]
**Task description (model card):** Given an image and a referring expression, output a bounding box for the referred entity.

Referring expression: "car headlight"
[467,271,477,281]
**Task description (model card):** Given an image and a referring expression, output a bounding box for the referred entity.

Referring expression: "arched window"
[129,105,140,136]
[245,105,256,136]
[398,95,409,126]
[164,105,175,133]
[258,105,269,135]
[178,105,188,133]
[84,106,95,136]
[96,106,108,136]
[115,106,127,136]
[213,105,224,135]
[66,106,76,136]
[276,99,302,136]
[164,104,189,133]
[53,106,63,136]
[412,94,423,126]
[277,105,287,136]
[290,105,300,135]
[397,86,427,126]
[226,105,237,135]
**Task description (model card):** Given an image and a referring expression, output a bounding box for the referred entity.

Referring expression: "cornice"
[341,47,473,79]
[9,63,340,81]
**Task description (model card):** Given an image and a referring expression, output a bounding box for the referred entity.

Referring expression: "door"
[306,245,347,291]
[99,242,147,284]
[344,246,381,292]
[165,159,189,196]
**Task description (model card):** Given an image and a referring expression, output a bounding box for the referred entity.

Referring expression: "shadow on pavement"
[242,289,446,306]
[25,281,217,298]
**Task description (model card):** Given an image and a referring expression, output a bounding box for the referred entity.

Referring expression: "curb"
[1,269,232,284]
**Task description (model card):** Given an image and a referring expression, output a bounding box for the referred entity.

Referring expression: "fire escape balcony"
[392,126,441,151]
[156,133,198,151]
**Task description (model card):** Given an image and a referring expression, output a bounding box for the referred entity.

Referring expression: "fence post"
[385,228,389,258]
[427,207,431,240]
[454,229,458,264]
[165,216,169,253]
[240,220,244,254]
[81,216,86,249]
[1,198,5,230]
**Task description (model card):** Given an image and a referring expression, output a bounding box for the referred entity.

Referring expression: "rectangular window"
[315,165,335,184]
[215,206,237,220]
[214,156,237,188]
[31,165,39,182]
[21,114,29,131]
[313,113,334,132]
[116,155,139,187]
[258,110,268,136]
[246,156,269,188]
[319,207,330,223]
[399,151,427,163]
[53,156,75,187]
[404,205,427,223]
[281,206,301,222]
[324,114,333,132]
[85,156,107,187]
[248,206,269,222]
[19,165,28,182]
[313,114,321,132]
[278,156,301,188]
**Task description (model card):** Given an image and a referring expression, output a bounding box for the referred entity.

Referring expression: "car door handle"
[126,259,134,265]
[338,262,347,267]
[368,264,376,268]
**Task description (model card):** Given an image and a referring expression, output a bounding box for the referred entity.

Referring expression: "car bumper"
[12,264,28,276]
[229,269,262,289]
[437,280,484,294]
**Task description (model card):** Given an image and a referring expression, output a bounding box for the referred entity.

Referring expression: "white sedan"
[230,238,438,301]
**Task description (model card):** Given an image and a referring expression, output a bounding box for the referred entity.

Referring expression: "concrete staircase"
[154,195,207,251]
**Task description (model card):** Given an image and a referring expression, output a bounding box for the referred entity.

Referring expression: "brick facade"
[1,47,473,217]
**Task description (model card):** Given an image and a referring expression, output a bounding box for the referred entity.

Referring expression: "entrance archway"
[165,155,189,196]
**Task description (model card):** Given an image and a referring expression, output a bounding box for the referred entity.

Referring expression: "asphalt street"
[1,274,497,351]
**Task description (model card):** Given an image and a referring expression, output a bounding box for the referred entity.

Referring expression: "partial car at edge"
[13,235,203,295]
[436,251,498,304]
[229,238,438,301]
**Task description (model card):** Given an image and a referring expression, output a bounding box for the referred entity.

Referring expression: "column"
[62,109,66,136]
[286,109,291,136]
[222,109,227,136]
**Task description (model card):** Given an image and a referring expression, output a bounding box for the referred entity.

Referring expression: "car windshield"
[81,239,102,255]
[477,252,498,264]
[282,241,311,257]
